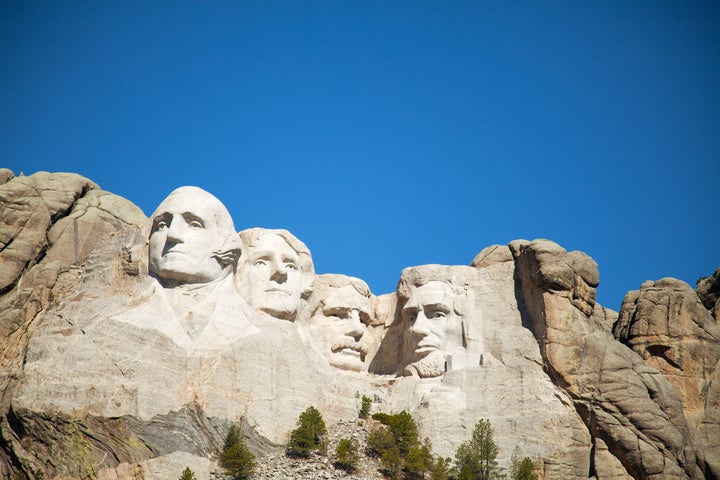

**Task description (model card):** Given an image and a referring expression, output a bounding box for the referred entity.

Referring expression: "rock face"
[615,277,720,479]
[697,267,720,321]
[0,170,718,480]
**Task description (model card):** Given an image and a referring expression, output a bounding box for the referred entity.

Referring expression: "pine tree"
[366,424,395,457]
[516,458,538,480]
[334,438,360,472]
[404,437,433,479]
[381,446,403,479]
[509,446,537,480]
[509,446,521,480]
[178,466,197,480]
[454,419,500,480]
[430,457,453,480]
[372,410,418,455]
[286,406,327,457]
[359,395,372,419]
[220,424,256,480]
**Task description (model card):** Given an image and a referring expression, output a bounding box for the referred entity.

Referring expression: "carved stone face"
[402,281,463,377]
[148,187,231,287]
[307,285,373,372]
[239,233,302,320]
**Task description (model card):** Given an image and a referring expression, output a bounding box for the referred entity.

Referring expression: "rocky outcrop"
[615,277,720,478]
[513,239,704,479]
[0,170,147,478]
[0,170,145,400]
[696,267,720,321]
[1,171,718,480]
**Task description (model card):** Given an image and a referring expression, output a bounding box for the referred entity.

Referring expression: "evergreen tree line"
[179,399,539,480]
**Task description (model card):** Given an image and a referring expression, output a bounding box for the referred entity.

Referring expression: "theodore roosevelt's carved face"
[238,233,303,320]
[148,187,234,287]
[402,281,463,378]
[308,282,373,372]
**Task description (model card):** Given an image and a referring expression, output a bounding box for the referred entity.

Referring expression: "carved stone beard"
[406,350,447,378]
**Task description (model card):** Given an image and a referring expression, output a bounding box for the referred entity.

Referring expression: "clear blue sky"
[2,2,719,310]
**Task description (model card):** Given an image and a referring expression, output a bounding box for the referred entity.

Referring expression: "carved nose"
[166,218,184,243]
[270,261,288,282]
[412,313,431,337]
[346,310,365,339]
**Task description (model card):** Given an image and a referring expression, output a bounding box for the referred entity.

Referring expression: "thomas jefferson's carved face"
[402,281,463,378]
[148,188,230,287]
[239,233,302,320]
[308,285,372,372]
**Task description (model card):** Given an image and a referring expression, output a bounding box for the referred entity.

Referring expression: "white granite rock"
[2,172,718,480]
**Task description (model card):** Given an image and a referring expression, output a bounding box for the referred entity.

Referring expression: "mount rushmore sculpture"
[0,170,718,479]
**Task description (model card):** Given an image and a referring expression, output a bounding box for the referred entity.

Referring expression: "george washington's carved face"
[148,187,233,287]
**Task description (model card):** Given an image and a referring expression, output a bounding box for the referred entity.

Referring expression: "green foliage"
[509,446,537,480]
[381,446,403,479]
[366,424,396,458]
[359,394,372,419]
[334,438,360,472]
[516,458,537,480]
[224,424,242,452]
[366,411,450,480]
[220,424,256,480]
[371,410,419,455]
[404,437,434,479]
[286,406,328,457]
[430,457,453,480]
[178,466,197,480]
[454,419,500,480]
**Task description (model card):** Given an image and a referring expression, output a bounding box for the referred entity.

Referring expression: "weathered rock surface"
[1,171,718,480]
[696,266,720,321]
[615,277,720,478]
[513,239,705,480]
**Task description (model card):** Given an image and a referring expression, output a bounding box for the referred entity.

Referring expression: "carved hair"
[316,273,371,298]
[304,273,376,325]
[396,265,464,316]
[150,186,235,238]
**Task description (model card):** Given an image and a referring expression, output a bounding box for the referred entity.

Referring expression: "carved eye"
[152,215,170,231]
[183,213,204,229]
[324,307,350,320]
[285,262,298,271]
[428,310,447,319]
[253,258,269,267]
[403,310,418,322]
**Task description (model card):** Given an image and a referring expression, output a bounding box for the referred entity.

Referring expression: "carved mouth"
[414,344,439,355]
[334,348,361,357]
[264,288,290,295]
[163,250,188,256]
[331,339,367,358]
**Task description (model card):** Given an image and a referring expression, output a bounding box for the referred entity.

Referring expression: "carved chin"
[409,351,447,378]
[259,304,296,320]
[254,292,299,320]
[329,351,365,372]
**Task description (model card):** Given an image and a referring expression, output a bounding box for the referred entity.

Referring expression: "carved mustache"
[330,337,368,356]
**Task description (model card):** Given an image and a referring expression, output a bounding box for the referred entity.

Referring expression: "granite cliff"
[0,170,718,480]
